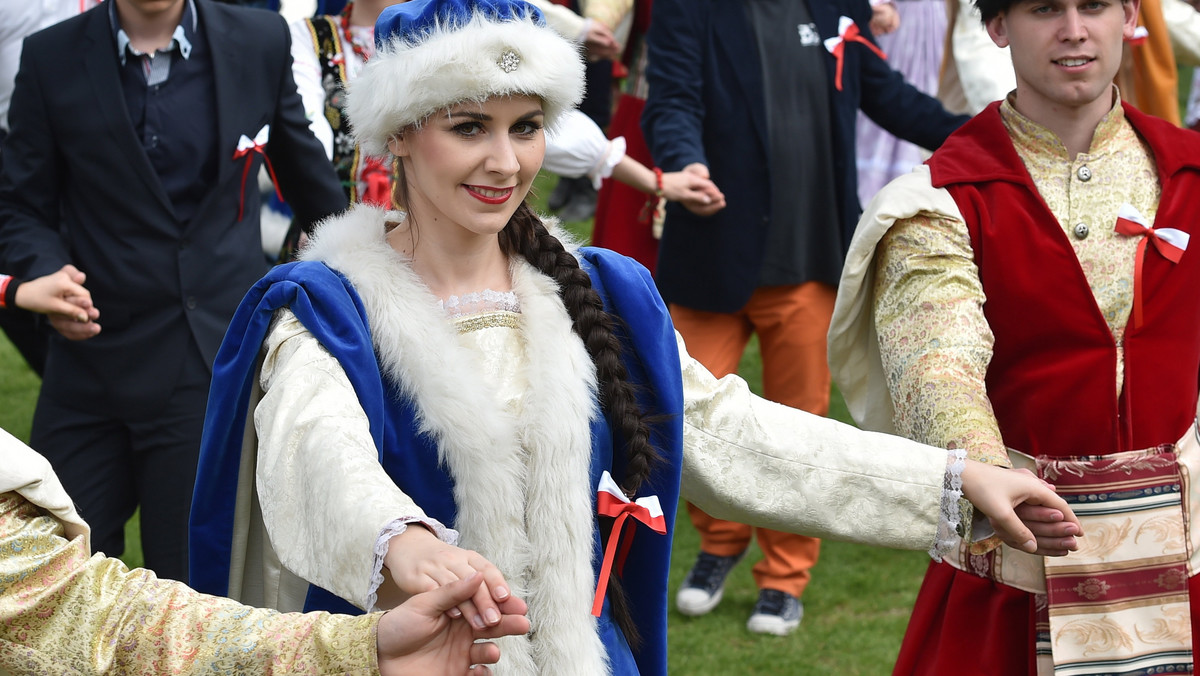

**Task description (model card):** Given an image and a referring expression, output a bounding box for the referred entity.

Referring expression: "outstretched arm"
[678,334,1079,556]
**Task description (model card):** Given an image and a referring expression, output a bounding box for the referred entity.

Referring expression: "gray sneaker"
[746,589,803,636]
[675,550,746,616]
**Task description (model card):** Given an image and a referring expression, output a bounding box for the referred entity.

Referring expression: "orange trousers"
[671,282,835,598]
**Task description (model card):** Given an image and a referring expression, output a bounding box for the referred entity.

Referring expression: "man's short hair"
[975,0,1131,22]
[974,0,1013,22]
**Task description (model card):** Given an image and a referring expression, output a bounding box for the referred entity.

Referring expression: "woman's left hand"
[961,460,1082,556]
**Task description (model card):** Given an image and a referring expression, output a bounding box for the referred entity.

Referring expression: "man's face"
[986,0,1138,120]
[114,0,186,22]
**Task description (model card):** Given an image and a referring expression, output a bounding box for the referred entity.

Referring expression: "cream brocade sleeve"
[676,333,947,553]
[0,493,378,675]
[254,310,456,612]
[871,212,1011,468]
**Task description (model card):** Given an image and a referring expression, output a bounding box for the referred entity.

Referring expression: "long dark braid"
[500,202,662,647]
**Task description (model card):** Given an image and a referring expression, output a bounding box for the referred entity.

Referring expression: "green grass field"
[0,173,931,673]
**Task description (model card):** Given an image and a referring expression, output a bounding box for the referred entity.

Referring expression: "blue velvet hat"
[348,0,585,157]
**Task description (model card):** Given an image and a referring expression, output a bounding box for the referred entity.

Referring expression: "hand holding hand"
[18,265,101,340]
[678,163,726,216]
[377,571,530,676]
[961,461,1082,556]
[382,526,513,632]
[661,170,726,216]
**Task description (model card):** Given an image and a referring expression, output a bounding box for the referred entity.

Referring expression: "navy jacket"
[643,0,968,312]
[0,0,347,413]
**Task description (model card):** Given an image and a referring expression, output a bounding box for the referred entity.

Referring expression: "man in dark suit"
[642,0,967,635]
[0,0,347,581]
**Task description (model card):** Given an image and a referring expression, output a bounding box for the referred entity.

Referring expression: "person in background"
[855,0,947,202]
[0,0,348,583]
[642,0,968,637]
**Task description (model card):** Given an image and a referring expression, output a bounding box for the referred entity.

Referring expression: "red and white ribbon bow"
[591,471,666,617]
[233,125,283,221]
[1114,202,1188,329]
[823,16,887,91]
[1126,26,1149,45]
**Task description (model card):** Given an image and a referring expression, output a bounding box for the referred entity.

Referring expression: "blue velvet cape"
[190,247,684,676]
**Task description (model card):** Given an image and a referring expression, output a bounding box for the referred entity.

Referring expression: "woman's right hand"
[383,526,513,632]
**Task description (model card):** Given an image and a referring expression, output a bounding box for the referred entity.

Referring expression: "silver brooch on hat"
[498,49,521,73]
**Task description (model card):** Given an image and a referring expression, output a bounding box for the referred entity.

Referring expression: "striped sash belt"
[941,420,1200,675]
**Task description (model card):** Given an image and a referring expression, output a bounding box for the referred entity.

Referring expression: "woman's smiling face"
[389,95,545,240]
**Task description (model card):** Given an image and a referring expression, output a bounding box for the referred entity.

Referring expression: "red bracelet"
[653,167,664,198]
[0,274,12,310]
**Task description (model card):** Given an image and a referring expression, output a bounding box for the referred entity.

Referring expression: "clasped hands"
[15,264,101,340]
[962,460,1082,556]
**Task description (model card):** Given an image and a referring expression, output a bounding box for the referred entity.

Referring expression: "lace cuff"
[929,449,967,561]
[367,517,459,611]
[587,136,627,190]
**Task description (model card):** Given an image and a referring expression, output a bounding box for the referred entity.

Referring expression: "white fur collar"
[303,206,610,675]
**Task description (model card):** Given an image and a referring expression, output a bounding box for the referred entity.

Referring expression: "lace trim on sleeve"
[930,449,967,561]
[366,517,460,612]
[587,136,626,190]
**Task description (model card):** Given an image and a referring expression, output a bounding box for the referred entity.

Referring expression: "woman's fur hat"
[348,0,586,157]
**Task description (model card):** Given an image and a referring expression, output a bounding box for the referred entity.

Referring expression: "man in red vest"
[828,0,1200,672]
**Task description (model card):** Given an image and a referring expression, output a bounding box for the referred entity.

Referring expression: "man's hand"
[679,163,726,216]
[661,169,726,215]
[869,2,900,35]
[16,265,101,340]
[961,461,1082,556]
[377,571,530,676]
[583,21,620,61]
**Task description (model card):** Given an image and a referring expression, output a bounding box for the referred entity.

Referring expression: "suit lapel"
[712,2,768,156]
[188,0,253,229]
[81,7,175,217]
[201,1,243,190]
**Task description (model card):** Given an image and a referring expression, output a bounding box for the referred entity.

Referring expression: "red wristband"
[653,167,664,198]
[0,274,12,310]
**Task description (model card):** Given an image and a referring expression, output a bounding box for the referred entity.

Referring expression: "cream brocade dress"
[872,96,1156,466]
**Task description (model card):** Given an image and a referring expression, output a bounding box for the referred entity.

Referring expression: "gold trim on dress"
[453,311,520,335]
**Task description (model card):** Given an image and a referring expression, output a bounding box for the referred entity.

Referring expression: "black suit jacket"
[642,0,968,313]
[0,0,347,413]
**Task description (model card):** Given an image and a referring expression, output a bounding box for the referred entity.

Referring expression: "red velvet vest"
[926,102,1200,457]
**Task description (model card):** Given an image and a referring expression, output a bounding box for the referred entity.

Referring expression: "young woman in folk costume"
[188,1,1081,674]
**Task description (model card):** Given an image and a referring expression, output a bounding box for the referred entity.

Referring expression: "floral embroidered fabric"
[0,493,378,675]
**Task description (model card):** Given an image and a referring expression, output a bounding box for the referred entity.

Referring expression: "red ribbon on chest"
[1113,203,1188,329]
[233,125,284,222]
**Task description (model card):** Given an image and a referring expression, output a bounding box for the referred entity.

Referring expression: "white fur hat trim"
[348,12,585,158]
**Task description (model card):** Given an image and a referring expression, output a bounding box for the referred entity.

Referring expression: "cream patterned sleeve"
[677,332,946,552]
[255,310,457,612]
[0,493,378,675]
[872,212,1009,468]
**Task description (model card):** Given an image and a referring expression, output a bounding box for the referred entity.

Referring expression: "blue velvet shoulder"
[189,261,384,596]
